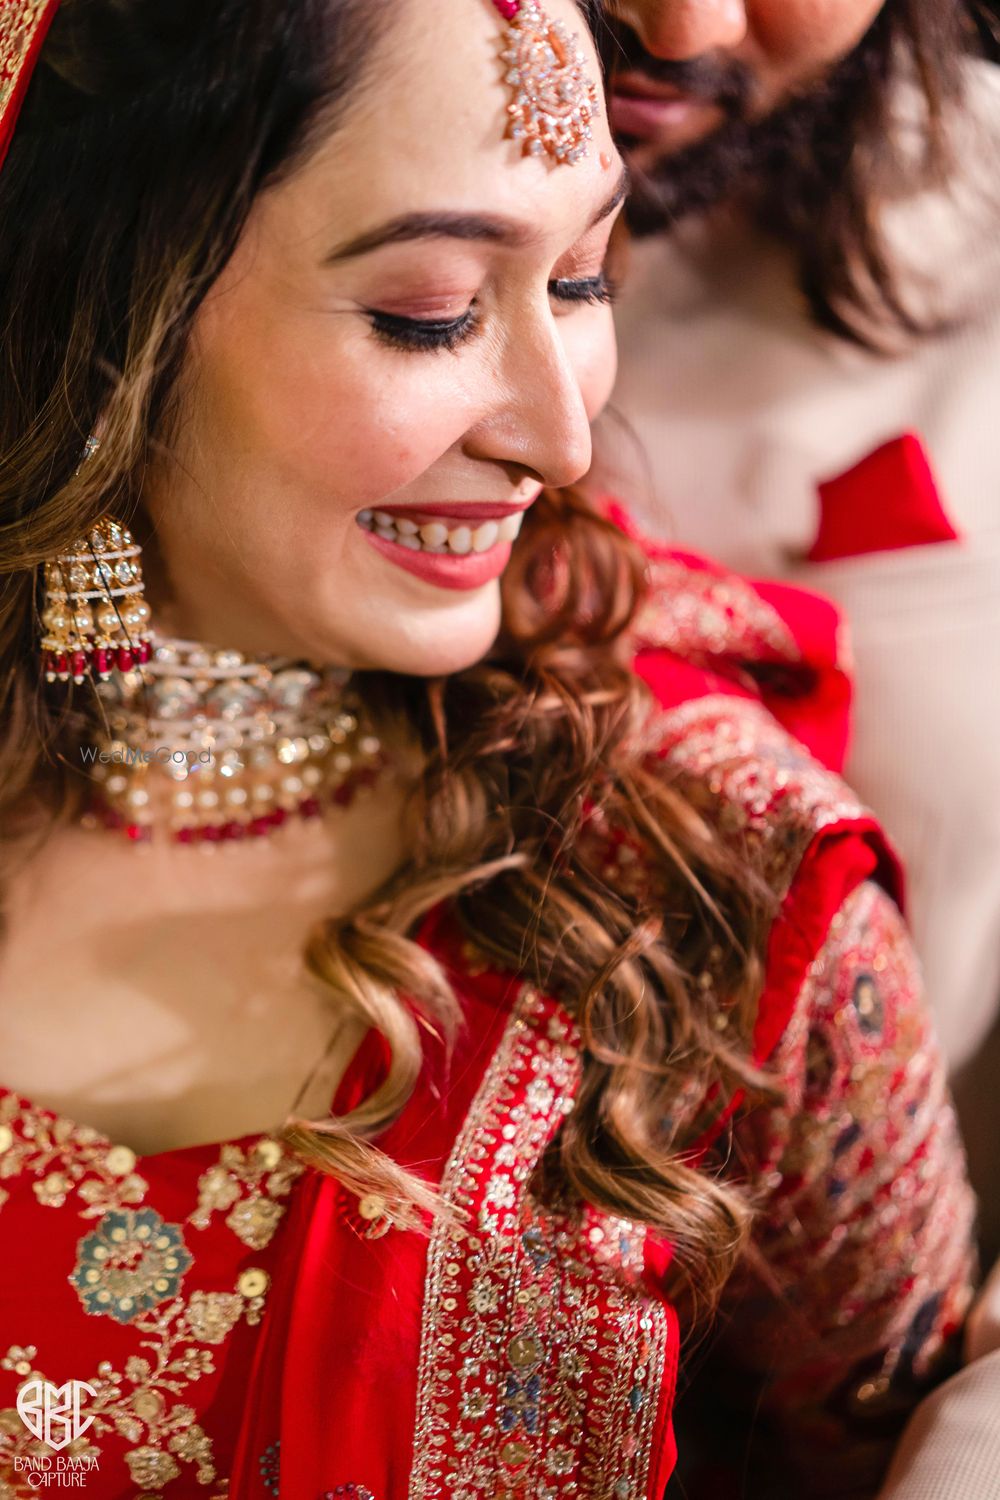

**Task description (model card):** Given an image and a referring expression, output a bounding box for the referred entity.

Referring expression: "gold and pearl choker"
[356,508,525,555]
[81,637,386,846]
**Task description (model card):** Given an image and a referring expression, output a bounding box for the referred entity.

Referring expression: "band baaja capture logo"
[14,1379,100,1485]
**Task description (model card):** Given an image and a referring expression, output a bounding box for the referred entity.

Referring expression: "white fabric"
[876,1351,1000,1499]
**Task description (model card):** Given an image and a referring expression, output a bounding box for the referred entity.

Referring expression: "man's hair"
[607,0,1000,346]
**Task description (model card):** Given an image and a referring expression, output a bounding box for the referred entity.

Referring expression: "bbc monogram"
[16,1379,97,1450]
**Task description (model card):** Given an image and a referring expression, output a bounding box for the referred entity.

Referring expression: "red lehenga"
[0,518,976,1500]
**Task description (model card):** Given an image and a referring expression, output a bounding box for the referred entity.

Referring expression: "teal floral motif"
[70,1207,193,1324]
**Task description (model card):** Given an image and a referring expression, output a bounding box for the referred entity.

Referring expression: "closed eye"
[548,271,618,306]
[366,305,482,352]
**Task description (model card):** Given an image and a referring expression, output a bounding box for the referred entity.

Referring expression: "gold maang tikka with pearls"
[39,436,388,846]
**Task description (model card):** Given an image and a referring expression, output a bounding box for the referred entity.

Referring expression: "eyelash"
[367,271,618,354]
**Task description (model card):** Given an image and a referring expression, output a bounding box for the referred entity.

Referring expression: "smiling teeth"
[357,509,523,552]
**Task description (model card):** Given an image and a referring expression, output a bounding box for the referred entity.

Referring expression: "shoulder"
[632,682,902,1076]
[607,498,899,907]
[598,501,905,1067]
[607,498,854,775]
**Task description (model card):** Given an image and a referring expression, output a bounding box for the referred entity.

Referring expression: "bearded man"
[598,5,1000,1496]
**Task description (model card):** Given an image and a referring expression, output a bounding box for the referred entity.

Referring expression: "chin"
[348,591,504,679]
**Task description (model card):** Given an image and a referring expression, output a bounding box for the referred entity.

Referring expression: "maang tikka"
[488,0,601,166]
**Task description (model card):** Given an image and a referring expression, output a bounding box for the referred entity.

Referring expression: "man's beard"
[604,20,885,235]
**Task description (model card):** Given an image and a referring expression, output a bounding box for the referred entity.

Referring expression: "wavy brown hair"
[0,0,779,1319]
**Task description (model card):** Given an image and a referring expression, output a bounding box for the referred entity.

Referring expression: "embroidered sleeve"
[679,880,978,1500]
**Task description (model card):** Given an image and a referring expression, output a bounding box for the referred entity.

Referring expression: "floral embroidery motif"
[0,1093,150,1219]
[190,1137,306,1249]
[0,1263,269,1491]
[702,881,978,1492]
[408,985,673,1499]
[0,1117,298,1494]
[71,1207,193,1323]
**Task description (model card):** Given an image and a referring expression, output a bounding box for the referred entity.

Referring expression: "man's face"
[606,0,888,170]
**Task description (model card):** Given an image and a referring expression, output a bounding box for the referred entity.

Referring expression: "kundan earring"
[38,435,154,685]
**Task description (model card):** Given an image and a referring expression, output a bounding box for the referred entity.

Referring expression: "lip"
[371,495,539,524]
[361,529,513,592]
[610,73,717,140]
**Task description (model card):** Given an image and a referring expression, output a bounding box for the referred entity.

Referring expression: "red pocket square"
[809,432,961,563]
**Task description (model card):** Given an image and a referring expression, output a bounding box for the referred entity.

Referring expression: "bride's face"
[146,0,625,675]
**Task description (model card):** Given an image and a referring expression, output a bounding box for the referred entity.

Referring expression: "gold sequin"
[0,1126,290,1489]
[105,1144,137,1176]
[237,1267,270,1299]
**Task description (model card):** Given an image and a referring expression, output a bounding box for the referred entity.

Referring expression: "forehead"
[288,0,620,240]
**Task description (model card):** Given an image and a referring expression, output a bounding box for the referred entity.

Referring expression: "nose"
[472,316,595,492]
[617,0,748,59]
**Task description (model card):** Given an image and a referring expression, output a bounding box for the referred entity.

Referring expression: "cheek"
[565,310,617,424]
[751,0,886,76]
[191,296,478,513]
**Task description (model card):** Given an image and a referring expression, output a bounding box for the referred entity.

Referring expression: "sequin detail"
[635,694,871,897]
[408,985,673,1498]
[0,1093,150,1219]
[0,1113,296,1491]
[190,1137,307,1249]
[71,1207,193,1323]
[697,881,978,1494]
[632,552,802,666]
[0,1261,268,1490]
[259,1437,280,1496]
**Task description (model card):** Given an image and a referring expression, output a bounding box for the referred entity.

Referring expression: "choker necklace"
[82,636,387,846]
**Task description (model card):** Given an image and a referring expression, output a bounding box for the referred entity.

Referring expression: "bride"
[0,0,976,1495]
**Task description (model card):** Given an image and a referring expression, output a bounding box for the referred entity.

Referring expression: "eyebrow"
[325,163,630,262]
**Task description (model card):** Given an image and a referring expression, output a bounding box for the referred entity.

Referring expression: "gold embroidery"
[632,554,802,665]
[0,1094,150,1218]
[0,1123,302,1494]
[409,986,671,1498]
[189,1137,306,1249]
[634,695,870,897]
[0,1263,271,1493]
[0,0,51,122]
